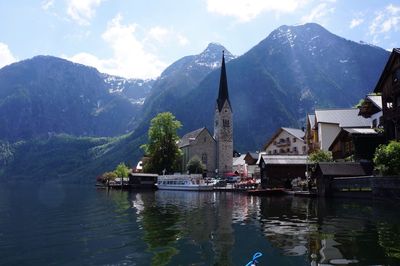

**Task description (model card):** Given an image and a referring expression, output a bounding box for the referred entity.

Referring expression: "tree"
[186,156,205,174]
[141,112,182,174]
[114,162,130,179]
[373,141,400,176]
[99,171,117,184]
[309,150,333,163]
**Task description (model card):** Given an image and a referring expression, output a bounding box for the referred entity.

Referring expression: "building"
[179,52,233,177]
[329,128,384,161]
[232,152,260,178]
[258,154,309,188]
[307,108,371,152]
[358,94,383,127]
[263,127,307,155]
[305,114,318,153]
[179,127,216,176]
[373,48,400,141]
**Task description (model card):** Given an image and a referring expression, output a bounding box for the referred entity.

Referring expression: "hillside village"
[141,48,400,198]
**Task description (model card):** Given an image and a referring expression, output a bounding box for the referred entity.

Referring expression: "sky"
[0,0,399,79]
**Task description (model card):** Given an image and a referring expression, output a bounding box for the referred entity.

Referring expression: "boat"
[156,174,214,191]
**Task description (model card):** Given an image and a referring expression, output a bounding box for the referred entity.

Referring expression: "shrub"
[373,141,400,176]
[308,150,333,163]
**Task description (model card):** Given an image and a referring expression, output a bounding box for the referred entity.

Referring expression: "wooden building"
[329,128,384,161]
[373,48,400,141]
[258,154,308,188]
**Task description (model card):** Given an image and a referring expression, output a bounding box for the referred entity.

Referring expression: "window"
[223,119,230,127]
[273,150,277,154]
[268,151,272,155]
[201,153,207,165]
[293,138,296,143]
[286,148,290,153]
[204,137,207,143]
[303,146,306,152]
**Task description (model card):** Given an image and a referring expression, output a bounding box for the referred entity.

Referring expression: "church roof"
[178,127,213,148]
[217,51,232,112]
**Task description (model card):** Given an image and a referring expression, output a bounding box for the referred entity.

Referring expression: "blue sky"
[0,0,399,79]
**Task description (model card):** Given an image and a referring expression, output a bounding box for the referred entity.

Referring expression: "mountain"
[0,56,152,141]
[140,43,235,123]
[0,23,392,182]
[160,23,390,151]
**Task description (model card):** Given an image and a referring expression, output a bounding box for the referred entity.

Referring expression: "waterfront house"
[329,128,384,161]
[307,108,371,152]
[263,127,307,155]
[232,152,260,178]
[373,48,400,141]
[314,162,373,197]
[258,154,308,188]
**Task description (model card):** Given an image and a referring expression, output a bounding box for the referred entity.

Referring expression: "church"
[179,52,233,177]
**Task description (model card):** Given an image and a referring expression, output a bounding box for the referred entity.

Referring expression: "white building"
[263,127,307,155]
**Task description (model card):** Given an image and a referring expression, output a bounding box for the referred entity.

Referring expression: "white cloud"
[148,26,170,43]
[66,0,103,25]
[350,18,364,29]
[369,4,400,45]
[0,43,17,69]
[301,3,335,25]
[65,14,167,79]
[146,26,190,47]
[206,0,308,22]
[41,0,54,10]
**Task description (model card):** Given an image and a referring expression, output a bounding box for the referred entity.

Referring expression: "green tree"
[309,150,333,163]
[100,171,117,183]
[186,156,205,174]
[141,112,182,174]
[373,141,400,176]
[114,162,130,178]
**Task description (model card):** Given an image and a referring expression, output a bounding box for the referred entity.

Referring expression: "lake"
[0,182,399,265]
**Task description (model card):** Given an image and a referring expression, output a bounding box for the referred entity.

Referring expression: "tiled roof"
[233,154,246,166]
[260,155,308,165]
[282,127,305,140]
[179,127,206,148]
[317,162,370,176]
[315,108,371,127]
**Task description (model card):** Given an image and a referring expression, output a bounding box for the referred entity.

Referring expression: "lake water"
[0,183,399,266]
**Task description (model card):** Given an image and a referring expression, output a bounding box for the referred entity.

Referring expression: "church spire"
[217,51,231,112]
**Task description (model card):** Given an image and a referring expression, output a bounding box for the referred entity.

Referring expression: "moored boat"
[156,174,214,191]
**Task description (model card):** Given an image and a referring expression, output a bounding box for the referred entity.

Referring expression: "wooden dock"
[247,188,286,196]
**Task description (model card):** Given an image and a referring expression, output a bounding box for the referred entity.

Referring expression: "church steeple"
[217,51,231,112]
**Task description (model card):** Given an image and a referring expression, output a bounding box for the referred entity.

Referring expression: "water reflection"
[2,184,398,265]
[130,191,400,266]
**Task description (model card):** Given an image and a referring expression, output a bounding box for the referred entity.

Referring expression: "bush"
[186,156,205,174]
[373,141,400,176]
[308,150,333,163]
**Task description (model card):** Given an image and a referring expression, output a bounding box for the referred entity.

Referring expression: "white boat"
[156,174,214,191]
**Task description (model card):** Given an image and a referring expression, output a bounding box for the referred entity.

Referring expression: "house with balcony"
[263,127,307,155]
[373,48,400,141]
